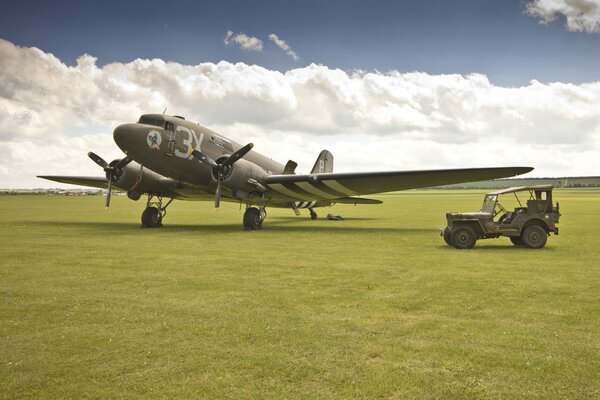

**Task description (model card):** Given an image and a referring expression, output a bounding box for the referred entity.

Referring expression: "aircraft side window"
[166,122,174,132]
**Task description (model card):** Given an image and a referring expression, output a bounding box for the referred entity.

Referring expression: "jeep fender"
[450,220,485,235]
[522,218,550,233]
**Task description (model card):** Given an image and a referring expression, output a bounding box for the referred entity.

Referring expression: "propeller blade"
[221,143,254,167]
[214,179,222,208]
[88,151,108,168]
[191,150,218,168]
[106,178,113,209]
[114,157,132,169]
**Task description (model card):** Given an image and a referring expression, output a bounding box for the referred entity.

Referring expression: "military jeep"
[441,185,560,249]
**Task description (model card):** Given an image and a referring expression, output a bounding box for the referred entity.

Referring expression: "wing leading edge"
[37,175,108,190]
[265,167,533,201]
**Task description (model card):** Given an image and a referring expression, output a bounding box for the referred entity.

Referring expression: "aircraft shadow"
[27,219,430,234]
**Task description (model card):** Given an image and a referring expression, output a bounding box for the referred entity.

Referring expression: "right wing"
[265,167,533,201]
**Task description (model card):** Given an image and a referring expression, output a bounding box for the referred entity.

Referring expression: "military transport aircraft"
[39,114,533,230]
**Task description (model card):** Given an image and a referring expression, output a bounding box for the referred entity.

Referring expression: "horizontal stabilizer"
[335,197,383,205]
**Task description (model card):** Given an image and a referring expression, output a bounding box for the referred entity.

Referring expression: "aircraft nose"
[113,123,142,151]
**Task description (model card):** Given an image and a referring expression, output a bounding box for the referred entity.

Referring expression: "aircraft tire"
[310,211,318,220]
[141,206,162,228]
[522,225,547,249]
[451,227,476,249]
[243,207,262,230]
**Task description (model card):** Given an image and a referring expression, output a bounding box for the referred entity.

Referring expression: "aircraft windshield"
[481,195,497,214]
[138,116,165,128]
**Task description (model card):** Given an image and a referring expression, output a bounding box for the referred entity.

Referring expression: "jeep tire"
[443,229,452,246]
[451,227,477,249]
[522,225,547,249]
[510,236,524,246]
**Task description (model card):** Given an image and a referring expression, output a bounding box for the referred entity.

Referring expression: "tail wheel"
[522,225,547,249]
[243,207,262,230]
[451,227,477,249]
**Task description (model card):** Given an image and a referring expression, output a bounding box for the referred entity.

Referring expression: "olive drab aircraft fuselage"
[39,114,533,229]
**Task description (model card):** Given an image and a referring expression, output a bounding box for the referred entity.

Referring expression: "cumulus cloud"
[224,30,263,51]
[0,38,599,187]
[268,33,299,61]
[526,0,600,33]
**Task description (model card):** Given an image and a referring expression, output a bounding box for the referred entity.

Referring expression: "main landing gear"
[309,207,318,220]
[141,194,173,228]
[243,195,267,230]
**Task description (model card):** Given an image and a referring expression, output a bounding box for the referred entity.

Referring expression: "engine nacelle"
[221,158,268,194]
[113,161,176,199]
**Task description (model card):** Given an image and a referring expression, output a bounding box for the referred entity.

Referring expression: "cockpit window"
[165,121,175,132]
[138,116,165,128]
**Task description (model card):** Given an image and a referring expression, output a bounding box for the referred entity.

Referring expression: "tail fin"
[311,150,334,174]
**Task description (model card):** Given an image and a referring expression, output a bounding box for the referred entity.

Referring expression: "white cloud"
[0,38,599,188]
[526,0,600,33]
[224,31,263,51]
[268,33,299,61]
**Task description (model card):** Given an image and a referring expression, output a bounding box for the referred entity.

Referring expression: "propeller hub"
[88,151,132,208]
[190,143,254,209]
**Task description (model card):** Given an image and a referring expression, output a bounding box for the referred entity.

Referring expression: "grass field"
[1,190,599,399]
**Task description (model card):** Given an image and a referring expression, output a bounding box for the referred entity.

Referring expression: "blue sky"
[2,0,600,187]
[1,0,599,86]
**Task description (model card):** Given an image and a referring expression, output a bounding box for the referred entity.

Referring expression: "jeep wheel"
[509,236,523,246]
[443,228,452,246]
[451,227,477,249]
[522,225,547,249]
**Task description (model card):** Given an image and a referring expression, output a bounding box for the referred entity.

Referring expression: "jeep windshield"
[481,195,497,214]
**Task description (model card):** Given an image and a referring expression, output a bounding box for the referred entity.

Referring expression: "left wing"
[265,167,533,201]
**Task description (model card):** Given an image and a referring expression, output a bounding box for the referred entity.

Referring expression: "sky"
[1,0,600,188]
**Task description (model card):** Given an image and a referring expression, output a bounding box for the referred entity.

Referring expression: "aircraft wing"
[264,167,533,201]
[37,175,108,190]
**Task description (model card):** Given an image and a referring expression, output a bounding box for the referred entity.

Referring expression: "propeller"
[88,151,132,208]
[191,143,254,208]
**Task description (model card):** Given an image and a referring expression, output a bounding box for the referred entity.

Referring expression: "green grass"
[1,190,599,399]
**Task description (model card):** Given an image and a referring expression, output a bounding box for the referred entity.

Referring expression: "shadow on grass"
[436,244,559,251]
[25,219,432,234]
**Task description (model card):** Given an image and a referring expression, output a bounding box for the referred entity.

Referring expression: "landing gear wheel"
[141,206,162,228]
[309,209,318,220]
[243,207,262,230]
[451,227,477,249]
[510,236,524,246]
[522,225,547,249]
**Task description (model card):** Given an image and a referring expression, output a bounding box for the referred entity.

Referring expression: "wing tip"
[514,166,534,175]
